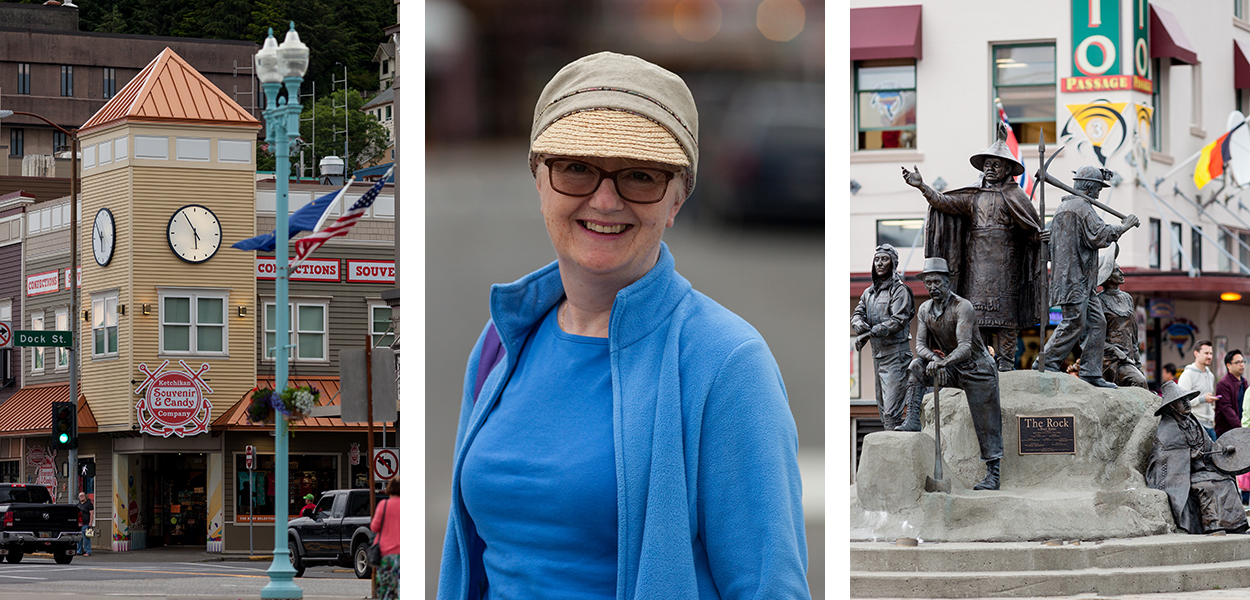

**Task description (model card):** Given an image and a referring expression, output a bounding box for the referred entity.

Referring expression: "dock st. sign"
[14,330,71,347]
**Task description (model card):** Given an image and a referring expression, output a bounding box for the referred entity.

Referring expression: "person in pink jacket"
[371,477,400,600]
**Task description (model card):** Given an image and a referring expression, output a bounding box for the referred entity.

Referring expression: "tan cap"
[530,52,699,197]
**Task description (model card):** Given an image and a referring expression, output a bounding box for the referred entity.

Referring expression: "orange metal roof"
[212,376,394,432]
[0,383,97,436]
[79,47,261,134]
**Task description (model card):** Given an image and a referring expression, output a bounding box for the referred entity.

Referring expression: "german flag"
[1195,122,1245,189]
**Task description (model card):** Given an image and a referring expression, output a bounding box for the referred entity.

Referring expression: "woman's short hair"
[384,477,399,497]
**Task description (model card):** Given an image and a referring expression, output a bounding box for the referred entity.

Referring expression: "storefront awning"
[212,376,394,431]
[1150,4,1198,65]
[850,5,922,62]
[1236,40,1250,90]
[0,383,96,436]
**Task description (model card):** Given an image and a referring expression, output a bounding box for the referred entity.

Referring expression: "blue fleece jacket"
[438,244,811,600]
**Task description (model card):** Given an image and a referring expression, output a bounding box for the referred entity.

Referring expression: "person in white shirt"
[1177,340,1219,440]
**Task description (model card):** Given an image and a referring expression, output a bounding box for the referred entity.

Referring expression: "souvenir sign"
[134,360,213,438]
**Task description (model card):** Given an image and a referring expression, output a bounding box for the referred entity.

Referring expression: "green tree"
[299,88,390,176]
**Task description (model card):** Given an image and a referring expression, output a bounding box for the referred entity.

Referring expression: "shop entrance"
[141,453,208,547]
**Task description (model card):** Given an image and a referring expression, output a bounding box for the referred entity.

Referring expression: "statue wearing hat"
[1146,381,1248,534]
[1042,166,1139,387]
[852,244,916,430]
[901,123,1044,372]
[900,257,1004,490]
[1097,243,1147,389]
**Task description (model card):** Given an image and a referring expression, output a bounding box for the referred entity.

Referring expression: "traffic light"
[51,402,76,448]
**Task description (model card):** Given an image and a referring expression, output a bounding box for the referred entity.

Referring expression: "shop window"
[159,289,228,356]
[263,300,328,361]
[370,303,394,348]
[0,460,16,483]
[1150,218,1162,269]
[235,453,339,523]
[0,299,10,323]
[92,291,119,357]
[993,44,1056,144]
[17,63,29,95]
[855,60,916,150]
[1171,222,1183,270]
[60,65,72,97]
[30,310,43,373]
[55,308,68,370]
[876,218,925,249]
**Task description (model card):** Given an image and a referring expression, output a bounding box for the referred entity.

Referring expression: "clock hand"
[183,213,201,248]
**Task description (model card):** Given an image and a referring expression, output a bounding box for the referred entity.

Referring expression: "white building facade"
[849,0,1250,466]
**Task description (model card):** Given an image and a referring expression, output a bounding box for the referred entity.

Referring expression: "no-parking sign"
[372,448,398,482]
[0,322,10,349]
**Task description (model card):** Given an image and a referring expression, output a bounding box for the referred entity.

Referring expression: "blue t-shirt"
[461,305,617,600]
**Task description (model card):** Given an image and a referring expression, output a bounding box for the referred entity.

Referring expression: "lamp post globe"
[278,25,309,79]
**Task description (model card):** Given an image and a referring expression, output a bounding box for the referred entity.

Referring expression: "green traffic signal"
[58,433,69,444]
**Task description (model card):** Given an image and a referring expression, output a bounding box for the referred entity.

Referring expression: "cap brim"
[531,110,690,168]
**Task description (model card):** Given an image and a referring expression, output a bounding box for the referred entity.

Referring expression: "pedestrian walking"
[1215,349,1247,436]
[437,51,810,600]
[1178,340,1219,440]
[371,477,399,600]
[76,491,93,556]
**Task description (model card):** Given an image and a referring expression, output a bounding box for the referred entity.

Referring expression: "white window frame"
[91,290,119,359]
[30,310,44,374]
[54,307,68,371]
[262,299,329,362]
[368,301,394,348]
[158,288,229,358]
[0,299,11,323]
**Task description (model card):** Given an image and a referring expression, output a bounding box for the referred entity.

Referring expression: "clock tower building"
[77,48,261,439]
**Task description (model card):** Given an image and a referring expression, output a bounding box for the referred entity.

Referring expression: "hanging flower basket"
[245,385,319,424]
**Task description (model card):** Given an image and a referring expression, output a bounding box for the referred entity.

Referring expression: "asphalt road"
[425,143,825,597]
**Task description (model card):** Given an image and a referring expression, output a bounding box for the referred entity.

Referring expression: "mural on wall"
[1163,317,1200,357]
[1061,101,1129,166]
[206,453,224,552]
[113,455,129,551]
[25,445,57,500]
[1133,103,1154,168]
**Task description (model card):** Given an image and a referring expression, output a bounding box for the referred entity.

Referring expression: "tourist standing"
[1215,349,1247,436]
[1177,340,1219,440]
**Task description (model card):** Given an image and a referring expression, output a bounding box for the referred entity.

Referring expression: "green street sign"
[14,330,72,347]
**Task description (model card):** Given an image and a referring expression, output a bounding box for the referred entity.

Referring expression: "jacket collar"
[489,242,691,357]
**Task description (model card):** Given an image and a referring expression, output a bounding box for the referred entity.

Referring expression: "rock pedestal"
[851,370,1174,542]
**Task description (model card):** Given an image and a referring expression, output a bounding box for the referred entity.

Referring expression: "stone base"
[851,370,1175,542]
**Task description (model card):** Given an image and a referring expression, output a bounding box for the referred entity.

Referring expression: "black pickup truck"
[287,488,387,578]
[0,483,82,564]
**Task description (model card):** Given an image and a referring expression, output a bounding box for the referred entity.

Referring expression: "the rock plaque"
[1018,415,1076,455]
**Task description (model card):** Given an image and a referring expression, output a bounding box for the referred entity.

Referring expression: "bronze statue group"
[854,125,1249,534]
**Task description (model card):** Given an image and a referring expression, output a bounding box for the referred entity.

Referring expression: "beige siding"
[81,138,258,430]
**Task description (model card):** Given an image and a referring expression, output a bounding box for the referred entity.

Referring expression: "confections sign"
[255,257,339,282]
[135,360,213,438]
[26,270,59,296]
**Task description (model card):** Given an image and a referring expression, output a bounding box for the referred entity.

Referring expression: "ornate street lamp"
[257,23,309,600]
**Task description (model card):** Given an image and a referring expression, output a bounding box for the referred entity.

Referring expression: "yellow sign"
[1061,75,1152,93]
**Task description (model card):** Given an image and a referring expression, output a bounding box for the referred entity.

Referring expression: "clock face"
[92,208,115,266]
[167,204,222,263]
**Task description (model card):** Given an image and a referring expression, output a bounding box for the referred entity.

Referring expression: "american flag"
[291,167,392,268]
[996,102,1034,196]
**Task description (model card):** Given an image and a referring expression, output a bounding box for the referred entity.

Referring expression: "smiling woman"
[436,52,812,600]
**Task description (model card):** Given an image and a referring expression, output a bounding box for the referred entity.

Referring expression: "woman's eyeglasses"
[544,158,677,204]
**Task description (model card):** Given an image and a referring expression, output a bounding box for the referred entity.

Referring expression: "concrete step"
[851,534,1250,598]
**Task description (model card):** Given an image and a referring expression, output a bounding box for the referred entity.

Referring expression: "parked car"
[0,483,82,564]
[287,488,386,578]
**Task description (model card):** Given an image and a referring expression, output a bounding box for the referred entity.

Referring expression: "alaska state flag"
[232,182,352,251]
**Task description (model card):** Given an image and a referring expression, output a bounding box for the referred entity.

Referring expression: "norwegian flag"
[996,102,1034,196]
[292,167,392,268]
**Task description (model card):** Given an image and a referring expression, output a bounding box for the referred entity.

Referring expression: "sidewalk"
[32,544,274,563]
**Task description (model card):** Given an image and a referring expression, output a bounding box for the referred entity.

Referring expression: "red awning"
[1236,40,1250,89]
[850,5,922,62]
[1150,4,1198,65]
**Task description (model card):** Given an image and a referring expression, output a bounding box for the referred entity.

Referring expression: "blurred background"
[425,0,825,596]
